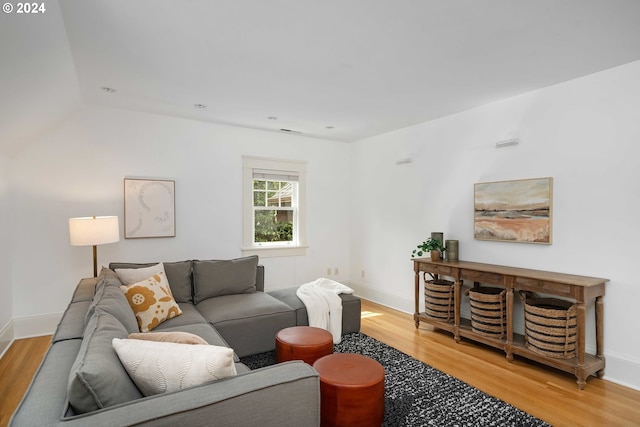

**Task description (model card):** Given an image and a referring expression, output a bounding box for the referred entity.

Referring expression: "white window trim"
[242,155,308,257]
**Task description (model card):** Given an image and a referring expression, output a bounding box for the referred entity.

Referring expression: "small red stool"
[275,326,334,365]
[313,353,385,427]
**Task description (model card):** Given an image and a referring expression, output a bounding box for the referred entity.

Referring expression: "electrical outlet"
[361,270,365,278]
[334,267,339,276]
[326,267,332,276]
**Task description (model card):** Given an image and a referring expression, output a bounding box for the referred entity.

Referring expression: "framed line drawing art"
[124,178,175,238]
[474,177,552,244]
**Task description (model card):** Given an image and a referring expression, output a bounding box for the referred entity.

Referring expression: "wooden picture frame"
[124,178,175,238]
[474,177,553,244]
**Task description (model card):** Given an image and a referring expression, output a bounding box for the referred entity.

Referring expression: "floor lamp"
[69,216,120,277]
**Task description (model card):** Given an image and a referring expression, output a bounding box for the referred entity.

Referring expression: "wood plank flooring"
[0,335,50,427]
[360,300,640,427]
[1,300,639,426]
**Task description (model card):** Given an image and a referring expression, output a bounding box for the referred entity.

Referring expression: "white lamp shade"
[69,216,120,246]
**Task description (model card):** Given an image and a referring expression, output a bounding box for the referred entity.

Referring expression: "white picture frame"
[124,178,176,239]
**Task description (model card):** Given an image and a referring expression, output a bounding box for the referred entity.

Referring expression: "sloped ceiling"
[2,0,640,155]
[0,0,81,156]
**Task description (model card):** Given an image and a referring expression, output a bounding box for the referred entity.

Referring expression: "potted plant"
[411,237,446,261]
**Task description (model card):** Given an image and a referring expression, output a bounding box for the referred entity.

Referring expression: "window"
[242,156,307,257]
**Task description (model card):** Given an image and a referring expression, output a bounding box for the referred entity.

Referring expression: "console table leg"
[413,313,419,329]
[595,296,604,358]
[577,376,587,390]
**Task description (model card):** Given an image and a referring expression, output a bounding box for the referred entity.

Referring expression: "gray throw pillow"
[109,261,193,303]
[193,256,258,304]
[68,310,143,413]
[84,268,139,333]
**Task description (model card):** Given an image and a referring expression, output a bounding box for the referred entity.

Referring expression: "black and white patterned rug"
[240,332,551,427]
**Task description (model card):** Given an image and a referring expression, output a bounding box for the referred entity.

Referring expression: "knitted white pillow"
[112,338,237,396]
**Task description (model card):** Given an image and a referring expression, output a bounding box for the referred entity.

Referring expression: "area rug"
[240,332,551,427]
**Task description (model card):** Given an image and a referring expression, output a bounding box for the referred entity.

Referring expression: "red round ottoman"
[313,353,385,427]
[275,326,334,365]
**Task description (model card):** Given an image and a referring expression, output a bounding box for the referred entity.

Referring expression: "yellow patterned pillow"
[120,272,182,332]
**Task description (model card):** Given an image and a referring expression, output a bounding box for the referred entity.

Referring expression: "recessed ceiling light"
[194,104,207,109]
[267,116,278,120]
[101,87,116,93]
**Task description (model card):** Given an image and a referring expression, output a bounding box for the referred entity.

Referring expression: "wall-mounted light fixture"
[495,138,519,148]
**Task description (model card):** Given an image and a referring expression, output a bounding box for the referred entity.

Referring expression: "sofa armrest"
[14,361,319,427]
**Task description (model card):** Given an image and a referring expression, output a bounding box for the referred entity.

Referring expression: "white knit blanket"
[296,278,354,344]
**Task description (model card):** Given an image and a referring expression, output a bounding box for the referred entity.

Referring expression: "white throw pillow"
[112,338,237,396]
[115,263,166,285]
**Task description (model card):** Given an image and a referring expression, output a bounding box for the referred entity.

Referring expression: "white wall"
[349,60,640,389]
[0,155,13,354]
[10,106,351,321]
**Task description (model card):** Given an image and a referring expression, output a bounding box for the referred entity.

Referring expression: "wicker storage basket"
[522,293,577,359]
[424,279,455,322]
[467,287,507,339]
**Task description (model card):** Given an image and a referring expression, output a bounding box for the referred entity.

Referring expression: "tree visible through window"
[242,156,307,257]
[253,179,296,244]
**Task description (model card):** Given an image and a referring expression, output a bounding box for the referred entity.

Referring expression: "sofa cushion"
[150,302,208,329]
[53,301,91,343]
[193,256,258,303]
[128,331,208,345]
[71,277,97,302]
[112,338,237,396]
[68,310,143,414]
[110,260,193,303]
[85,269,139,334]
[196,292,296,357]
[120,272,182,332]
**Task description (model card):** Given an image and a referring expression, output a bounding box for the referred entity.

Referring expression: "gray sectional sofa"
[10,257,361,426]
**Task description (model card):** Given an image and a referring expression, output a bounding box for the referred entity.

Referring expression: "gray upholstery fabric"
[109,260,193,303]
[152,302,208,328]
[255,265,265,292]
[10,340,83,426]
[196,293,296,357]
[193,256,258,303]
[67,310,143,413]
[13,361,318,427]
[85,279,139,334]
[268,286,362,334]
[11,262,361,427]
[70,278,97,302]
[52,301,91,343]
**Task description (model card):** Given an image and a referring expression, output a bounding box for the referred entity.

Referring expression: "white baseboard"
[602,350,640,391]
[349,282,640,391]
[13,312,62,339]
[0,319,14,359]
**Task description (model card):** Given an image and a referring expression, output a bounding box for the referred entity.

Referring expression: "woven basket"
[424,279,455,322]
[522,293,577,359]
[467,287,507,339]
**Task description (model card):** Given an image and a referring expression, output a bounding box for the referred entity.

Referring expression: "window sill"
[241,245,308,258]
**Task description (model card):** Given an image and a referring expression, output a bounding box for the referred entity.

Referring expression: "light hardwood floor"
[1,300,639,427]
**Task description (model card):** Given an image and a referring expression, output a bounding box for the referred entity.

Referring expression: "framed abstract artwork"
[474,177,553,244]
[124,178,175,238]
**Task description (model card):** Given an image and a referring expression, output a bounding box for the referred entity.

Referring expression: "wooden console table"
[413,258,608,389]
